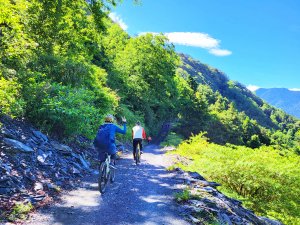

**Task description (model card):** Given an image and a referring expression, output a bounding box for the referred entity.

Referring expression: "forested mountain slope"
[175,54,300,149]
[256,88,300,119]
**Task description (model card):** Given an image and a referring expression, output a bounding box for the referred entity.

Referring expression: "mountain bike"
[98,153,116,193]
[135,142,141,165]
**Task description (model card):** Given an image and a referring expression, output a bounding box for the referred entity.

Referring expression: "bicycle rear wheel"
[98,163,109,193]
[135,143,141,165]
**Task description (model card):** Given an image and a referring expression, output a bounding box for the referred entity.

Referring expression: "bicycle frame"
[98,153,116,193]
[104,154,111,174]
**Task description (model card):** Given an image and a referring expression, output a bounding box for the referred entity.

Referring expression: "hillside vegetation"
[1,1,300,224]
[170,134,300,224]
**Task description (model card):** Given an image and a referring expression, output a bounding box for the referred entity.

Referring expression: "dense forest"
[1,0,299,224]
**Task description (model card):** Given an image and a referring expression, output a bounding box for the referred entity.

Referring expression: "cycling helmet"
[136,121,141,125]
[105,114,114,123]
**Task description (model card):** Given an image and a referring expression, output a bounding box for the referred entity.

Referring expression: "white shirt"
[132,125,145,139]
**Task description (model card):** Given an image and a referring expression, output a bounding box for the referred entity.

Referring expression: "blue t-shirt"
[97,123,126,159]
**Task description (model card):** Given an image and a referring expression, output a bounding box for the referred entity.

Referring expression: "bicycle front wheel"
[98,163,109,193]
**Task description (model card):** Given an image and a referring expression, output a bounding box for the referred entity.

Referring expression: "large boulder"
[3,138,34,153]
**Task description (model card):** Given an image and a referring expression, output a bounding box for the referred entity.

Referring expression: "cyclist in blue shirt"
[94,114,126,161]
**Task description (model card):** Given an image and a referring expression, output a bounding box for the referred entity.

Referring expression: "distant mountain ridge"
[255,88,300,119]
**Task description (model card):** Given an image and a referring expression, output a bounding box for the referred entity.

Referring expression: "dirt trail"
[25,145,190,225]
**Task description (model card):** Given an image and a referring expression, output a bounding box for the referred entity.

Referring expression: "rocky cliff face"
[0,115,94,221]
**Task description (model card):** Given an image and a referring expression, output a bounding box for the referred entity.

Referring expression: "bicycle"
[98,153,116,193]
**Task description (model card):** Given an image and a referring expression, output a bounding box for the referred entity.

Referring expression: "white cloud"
[247,85,260,92]
[289,88,300,91]
[164,32,219,49]
[109,12,128,30]
[140,32,232,57]
[209,48,232,56]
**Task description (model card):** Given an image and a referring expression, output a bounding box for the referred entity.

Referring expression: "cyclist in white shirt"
[132,121,146,160]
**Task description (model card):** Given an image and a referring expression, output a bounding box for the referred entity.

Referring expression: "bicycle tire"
[135,143,141,165]
[98,162,108,193]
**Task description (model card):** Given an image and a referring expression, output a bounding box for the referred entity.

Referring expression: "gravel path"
[25,145,190,225]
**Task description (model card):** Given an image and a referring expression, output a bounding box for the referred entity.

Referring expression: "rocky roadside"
[0,115,98,223]
[171,168,283,225]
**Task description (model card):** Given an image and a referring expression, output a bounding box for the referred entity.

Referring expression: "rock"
[1,128,17,139]
[37,149,53,165]
[51,141,72,154]
[260,217,283,225]
[24,170,36,182]
[26,139,38,148]
[188,200,207,208]
[32,130,48,142]
[0,187,13,195]
[179,204,203,214]
[72,162,82,171]
[71,167,80,174]
[0,163,12,173]
[0,115,97,221]
[218,212,233,225]
[26,195,45,204]
[34,182,44,191]
[78,155,89,170]
[0,176,10,184]
[175,167,184,173]
[197,180,221,188]
[3,138,34,153]
[188,214,201,224]
[37,149,47,164]
[46,183,60,192]
[203,186,219,194]
[188,171,206,181]
[71,152,80,159]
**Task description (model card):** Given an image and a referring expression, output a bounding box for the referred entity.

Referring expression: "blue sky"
[110,0,300,91]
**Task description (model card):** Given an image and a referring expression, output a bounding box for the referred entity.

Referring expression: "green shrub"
[172,133,300,224]
[0,76,24,117]
[8,202,33,221]
[174,189,191,203]
[161,132,184,147]
[23,81,116,138]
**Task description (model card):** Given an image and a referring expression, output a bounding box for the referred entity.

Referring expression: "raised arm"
[114,116,127,135]
[115,123,126,135]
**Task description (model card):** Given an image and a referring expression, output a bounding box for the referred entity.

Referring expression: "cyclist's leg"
[111,153,117,165]
[139,139,143,153]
